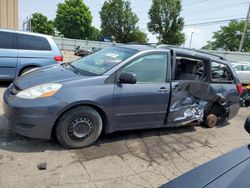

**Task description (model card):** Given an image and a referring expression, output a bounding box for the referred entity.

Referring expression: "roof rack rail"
[156,44,225,60]
[125,42,157,47]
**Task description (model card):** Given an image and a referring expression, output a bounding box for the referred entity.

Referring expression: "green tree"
[128,29,148,43]
[54,0,92,39]
[100,0,145,43]
[148,0,185,45]
[201,41,213,50]
[31,13,55,35]
[88,27,103,41]
[202,20,250,51]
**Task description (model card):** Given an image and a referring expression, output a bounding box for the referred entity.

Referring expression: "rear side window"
[243,65,250,71]
[0,31,11,49]
[211,62,233,82]
[233,64,243,71]
[17,34,51,51]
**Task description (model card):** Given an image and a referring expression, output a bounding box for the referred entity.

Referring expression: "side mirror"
[244,116,250,134]
[119,72,137,84]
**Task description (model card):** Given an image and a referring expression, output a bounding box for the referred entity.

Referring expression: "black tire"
[239,99,244,107]
[56,106,102,149]
[20,67,36,76]
[245,100,250,107]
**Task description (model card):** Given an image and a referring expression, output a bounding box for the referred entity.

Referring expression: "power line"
[182,1,249,16]
[140,15,245,27]
[133,0,209,10]
[183,0,209,6]
[133,1,249,18]
[184,17,245,26]
[137,16,245,30]
[185,14,246,22]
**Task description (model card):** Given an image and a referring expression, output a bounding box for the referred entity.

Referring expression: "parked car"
[92,47,102,53]
[232,62,250,106]
[161,116,250,188]
[232,61,250,83]
[74,46,92,56]
[0,29,63,80]
[3,45,241,148]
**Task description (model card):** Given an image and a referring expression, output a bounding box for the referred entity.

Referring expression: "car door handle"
[158,87,168,93]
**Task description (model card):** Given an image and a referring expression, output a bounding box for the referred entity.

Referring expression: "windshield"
[72,47,137,76]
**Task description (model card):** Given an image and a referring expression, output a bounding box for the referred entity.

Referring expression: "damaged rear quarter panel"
[167,80,240,127]
[209,83,240,120]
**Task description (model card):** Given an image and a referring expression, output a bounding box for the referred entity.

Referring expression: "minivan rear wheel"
[20,66,37,76]
[56,106,102,149]
[245,100,250,107]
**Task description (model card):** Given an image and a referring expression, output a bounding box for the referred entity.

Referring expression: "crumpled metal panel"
[167,80,239,127]
[173,100,207,124]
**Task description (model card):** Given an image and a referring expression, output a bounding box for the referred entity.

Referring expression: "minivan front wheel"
[56,106,102,149]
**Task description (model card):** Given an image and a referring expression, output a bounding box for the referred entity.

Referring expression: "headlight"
[16,83,62,99]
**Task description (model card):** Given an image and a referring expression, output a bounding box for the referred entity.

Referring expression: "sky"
[19,0,250,49]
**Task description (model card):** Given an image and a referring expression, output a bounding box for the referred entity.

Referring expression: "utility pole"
[239,4,250,52]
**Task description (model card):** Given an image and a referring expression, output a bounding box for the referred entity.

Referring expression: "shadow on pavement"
[75,125,198,161]
[0,113,64,153]
[0,81,12,88]
[215,121,230,128]
[0,115,198,155]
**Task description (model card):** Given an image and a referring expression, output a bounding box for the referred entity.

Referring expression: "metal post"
[189,32,194,48]
[239,4,250,52]
[22,20,25,31]
[61,36,64,50]
[22,15,32,31]
[29,15,32,32]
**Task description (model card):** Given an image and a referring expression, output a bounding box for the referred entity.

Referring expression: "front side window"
[211,62,233,81]
[17,34,51,51]
[0,31,11,49]
[122,53,168,83]
[72,47,137,76]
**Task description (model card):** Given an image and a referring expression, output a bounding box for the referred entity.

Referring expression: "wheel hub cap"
[68,117,93,139]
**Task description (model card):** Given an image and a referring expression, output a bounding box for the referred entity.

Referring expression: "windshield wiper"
[63,62,80,74]
[68,64,80,74]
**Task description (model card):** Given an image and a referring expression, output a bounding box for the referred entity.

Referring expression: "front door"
[112,52,171,130]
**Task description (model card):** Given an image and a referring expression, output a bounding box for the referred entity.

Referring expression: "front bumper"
[3,87,63,139]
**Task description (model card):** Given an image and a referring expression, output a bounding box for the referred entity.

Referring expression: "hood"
[14,64,85,89]
[205,156,250,188]
[161,145,250,188]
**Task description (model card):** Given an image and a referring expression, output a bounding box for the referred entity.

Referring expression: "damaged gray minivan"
[3,45,241,148]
